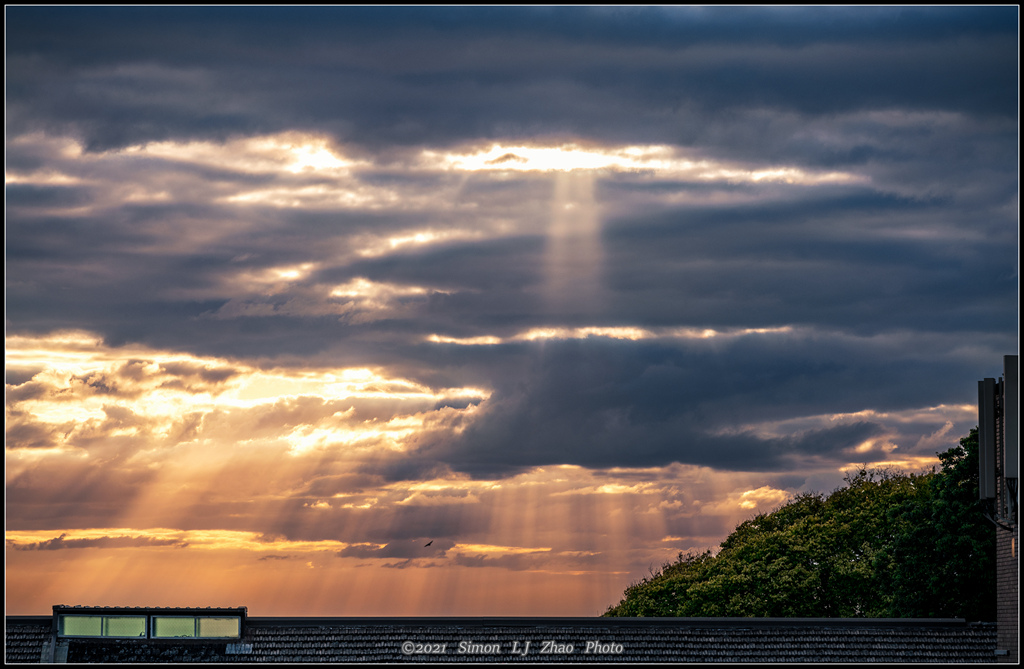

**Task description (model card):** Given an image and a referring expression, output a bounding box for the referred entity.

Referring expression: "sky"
[5,7,1019,616]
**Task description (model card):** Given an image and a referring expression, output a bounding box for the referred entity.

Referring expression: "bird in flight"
[424,540,433,547]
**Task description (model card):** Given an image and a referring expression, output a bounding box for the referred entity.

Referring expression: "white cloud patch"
[423,143,867,185]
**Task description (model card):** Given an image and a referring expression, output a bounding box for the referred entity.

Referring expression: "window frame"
[57,614,148,639]
[55,611,243,640]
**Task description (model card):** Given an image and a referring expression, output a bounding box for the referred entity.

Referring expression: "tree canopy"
[604,429,995,620]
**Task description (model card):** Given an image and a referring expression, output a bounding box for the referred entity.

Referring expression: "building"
[978,354,1019,663]
[4,607,999,663]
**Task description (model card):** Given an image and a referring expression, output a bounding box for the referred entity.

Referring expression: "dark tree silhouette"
[604,429,995,619]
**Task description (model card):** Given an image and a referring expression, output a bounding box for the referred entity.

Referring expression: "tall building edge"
[995,354,1018,663]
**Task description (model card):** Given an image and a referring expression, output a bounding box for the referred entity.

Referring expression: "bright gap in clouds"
[121,131,362,175]
[5,330,490,458]
[6,133,865,204]
[426,325,796,345]
[424,142,866,184]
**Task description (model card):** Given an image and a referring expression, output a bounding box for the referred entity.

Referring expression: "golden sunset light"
[423,143,866,185]
[423,324,797,345]
[8,331,809,614]
[4,322,972,617]
[122,132,362,176]
[7,7,1015,622]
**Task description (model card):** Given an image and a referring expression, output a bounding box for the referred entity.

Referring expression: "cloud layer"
[5,7,1017,616]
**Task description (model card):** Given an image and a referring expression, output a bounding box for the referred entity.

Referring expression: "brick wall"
[994,366,1018,663]
[995,523,1018,663]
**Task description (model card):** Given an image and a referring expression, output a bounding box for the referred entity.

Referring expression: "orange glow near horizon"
[4,330,958,616]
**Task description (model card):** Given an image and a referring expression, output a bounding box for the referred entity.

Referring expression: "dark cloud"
[157,362,237,385]
[5,184,95,209]
[451,552,553,572]
[370,330,1006,478]
[5,412,67,449]
[6,381,51,404]
[297,474,382,498]
[337,538,455,559]
[9,533,188,551]
[5,7,1016,154]
[4,8,1017,599]
[5,448,161,530]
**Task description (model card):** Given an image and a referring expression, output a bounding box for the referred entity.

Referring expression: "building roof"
[5,612,998,663]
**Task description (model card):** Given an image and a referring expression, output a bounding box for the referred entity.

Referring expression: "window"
[55,608,243,640]
[58,615,146,638]
[199,617,241,638]
[151,616,196,638]
[151,616,240,638]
